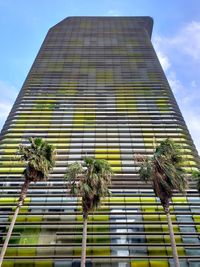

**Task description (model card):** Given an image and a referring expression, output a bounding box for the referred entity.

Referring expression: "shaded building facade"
[0,17,200,266]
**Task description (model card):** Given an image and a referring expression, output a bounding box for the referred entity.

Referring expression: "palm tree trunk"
[81,214,88,267]
[0,180,30,267]
[166,210,180,267]
[0,204,20,267]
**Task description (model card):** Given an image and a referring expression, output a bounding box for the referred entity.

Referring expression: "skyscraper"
[0,16,199,267]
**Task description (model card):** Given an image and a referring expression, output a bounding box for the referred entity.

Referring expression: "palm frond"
[19,137,56,183]
[139,157,153,182]
[136,138,188,210]
[192,170,200,192]
[66,157,112,216]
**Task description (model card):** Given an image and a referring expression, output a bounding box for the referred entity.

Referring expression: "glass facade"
[0,17,200,266]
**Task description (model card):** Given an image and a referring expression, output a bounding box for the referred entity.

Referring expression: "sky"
[0,0,200,153]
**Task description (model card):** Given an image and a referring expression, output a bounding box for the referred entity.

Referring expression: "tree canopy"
[65,157,113,217]
[136,139,187,211]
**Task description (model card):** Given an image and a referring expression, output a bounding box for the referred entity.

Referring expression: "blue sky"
[0,0,200,153]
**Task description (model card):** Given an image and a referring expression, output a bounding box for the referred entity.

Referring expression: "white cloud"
[167,71,185,93]
[0,81,18,101]
[153,36,171,72]
[191,80,197,88]
[106,10,122,16]
[169,21,200,60]
[0,81,18,131]
[156,50,171,72]
[153,21,200,61]
[181,110,200,153]
[153,37,183,94]
[152,22,200,154]
[0,102,12,117]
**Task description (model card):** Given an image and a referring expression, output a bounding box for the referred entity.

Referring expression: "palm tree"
[65,157,112,267]
[135,139,187,267]
[192,170,200,192]
[0,137,55,266]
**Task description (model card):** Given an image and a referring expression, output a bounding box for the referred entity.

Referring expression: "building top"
[51,16,154,38]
